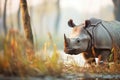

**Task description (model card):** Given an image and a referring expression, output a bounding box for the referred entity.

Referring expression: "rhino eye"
[76,38,80,43]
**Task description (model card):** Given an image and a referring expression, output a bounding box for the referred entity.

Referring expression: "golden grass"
[0,29,63,77]
[0,29,120,78]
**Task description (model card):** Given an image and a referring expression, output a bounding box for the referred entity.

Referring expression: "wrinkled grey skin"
[64,18,120,65]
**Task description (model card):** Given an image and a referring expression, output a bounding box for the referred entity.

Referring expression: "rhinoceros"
[64,18,120,64]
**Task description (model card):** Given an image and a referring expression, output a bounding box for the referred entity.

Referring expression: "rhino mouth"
[64,48,80,55]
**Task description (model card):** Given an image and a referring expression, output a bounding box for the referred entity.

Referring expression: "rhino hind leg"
[96,49,111,65]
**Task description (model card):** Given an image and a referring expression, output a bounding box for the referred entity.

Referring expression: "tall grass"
[0,29,63,77]
[0,29,120,78]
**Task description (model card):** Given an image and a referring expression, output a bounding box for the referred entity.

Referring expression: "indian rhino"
[64,18,120,65]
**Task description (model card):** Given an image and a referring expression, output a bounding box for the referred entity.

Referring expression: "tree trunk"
[9,1,13,28]
[0,0,2,17]
[3,0,8,35]
[112,0,120,21]
[20,0,33,45]
[17,6,21,31]
[55,0,60,34]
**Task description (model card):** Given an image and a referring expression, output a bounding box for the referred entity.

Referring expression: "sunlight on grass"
[0,29,63,77]
[0,29,120,78]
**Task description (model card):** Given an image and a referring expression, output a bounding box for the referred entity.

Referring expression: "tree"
[3,0,8,35]
[17,5,21,31]
[20,0,33,45]
[55,0,61,34]
[0,0,2,17]
[9,0,13,28]
[112,0,120,21]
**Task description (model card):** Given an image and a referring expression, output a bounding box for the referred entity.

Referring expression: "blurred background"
[0,0,119,58]
[2,0,120,48]
[0,0,115,36]
[0,0,120,66]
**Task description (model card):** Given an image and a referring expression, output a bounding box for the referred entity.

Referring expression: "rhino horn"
[68,19,76,27]
[64,34,68,47]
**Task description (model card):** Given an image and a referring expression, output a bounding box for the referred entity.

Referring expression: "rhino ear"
[68,19,76,28]
[85,20,91,28]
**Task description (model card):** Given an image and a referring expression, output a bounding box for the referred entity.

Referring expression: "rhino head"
[64,19,91,55]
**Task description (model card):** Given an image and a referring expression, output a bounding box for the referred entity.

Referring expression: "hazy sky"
[61,0,113,14]
[1,0,113,14]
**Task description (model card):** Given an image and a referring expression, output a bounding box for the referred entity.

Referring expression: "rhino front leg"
[98,50,111,65]
[82,52,95,65]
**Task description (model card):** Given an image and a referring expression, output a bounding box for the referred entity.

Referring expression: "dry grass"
[0,29,63,77]
[0,29,120,78]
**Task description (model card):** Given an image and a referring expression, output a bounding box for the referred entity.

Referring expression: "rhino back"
[102,20,120,47]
